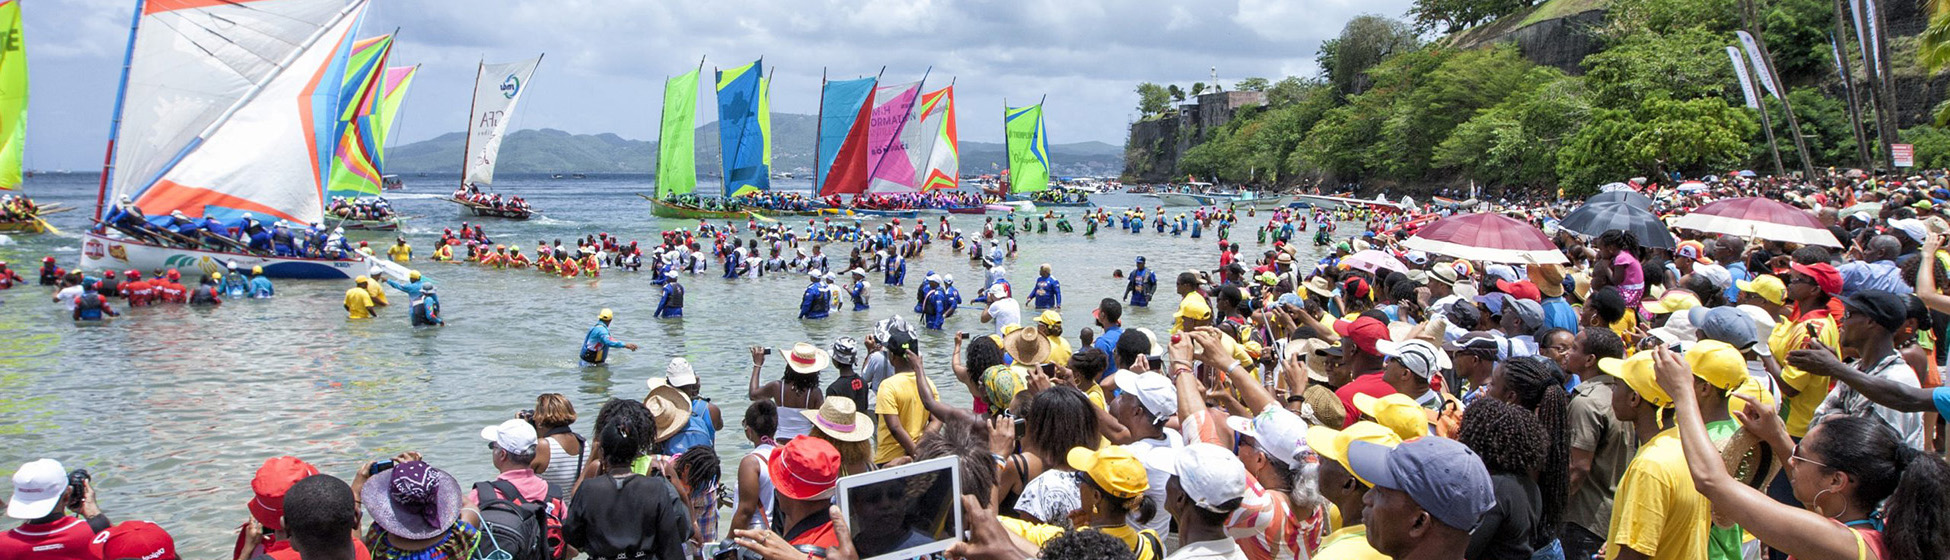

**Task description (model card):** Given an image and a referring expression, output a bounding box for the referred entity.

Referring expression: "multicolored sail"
[1005,103,1051,194]
[462,56,542,188]
[815,76,874,197]
[101,0,372,225]
[915,86,957,191]
[656,67,700,198]
[370,65,419,176]
[325,34,393,200]
[866,80,924,193]
[0,0,24,191]
[715,59,769,196]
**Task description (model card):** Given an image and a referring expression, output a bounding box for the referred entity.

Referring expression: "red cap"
[92,520,177,560]
[248,457,318,531]
[1494,279,1542,302]
[126,270,140,279]
[165,270,181,281]
[1333,316,1391,357]
[43,256,55,263]
[767,437,840,501]
[105,270,117,278]
[1789,262,1843,296]
[1341,277,1371,300]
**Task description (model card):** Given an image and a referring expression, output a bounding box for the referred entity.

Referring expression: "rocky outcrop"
[1121,91,1266,182]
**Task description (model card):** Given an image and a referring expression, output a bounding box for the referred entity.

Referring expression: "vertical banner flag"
[1735,31,1781,100]
[1727,46,1760,109]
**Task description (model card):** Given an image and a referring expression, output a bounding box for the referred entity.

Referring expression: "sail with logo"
[915,84,957,191]
[1005,102,1050,193]
[865,73,928,194]
[451,55,542,219]
[0,0,50,234]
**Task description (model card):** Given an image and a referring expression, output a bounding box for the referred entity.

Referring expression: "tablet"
[836,456,962,560]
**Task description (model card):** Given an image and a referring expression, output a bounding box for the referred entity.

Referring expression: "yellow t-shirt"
[1771,315,1839,437]
[1313,524,1387,560]
[344,287,375,319]
[1047,335,1074,367]
[1604,427,1712,560]
[1083,383,1107,411]
[998,517,1064,548]
[388,243,412,263]
[366,282,389,307]
[873,371,938,464]
[1096,524,1164,560]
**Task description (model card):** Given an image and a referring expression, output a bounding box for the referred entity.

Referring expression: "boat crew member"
[270,224,298,256]
[156,270,187,303]
[884,252,906,286]
[656,275,685,319]
[124,270,155,307]
[922,275,957,330]
[0,261,19,290]
[384,270,426,301]
[1031,263,1062,310]
[189,273,223,305]
[388,237,412,263]
[358,275,389,309]
[248,266,275,298]
[38,257,57,286]
[1126,256,1157,307]
[411,284,443,326]
[849,269,871,311]
[98,270,121,297]
[344,277,375,320]
[581,308,637,365]
[942,274,963,319]
[73,280,118,321]
[799,272,831,319]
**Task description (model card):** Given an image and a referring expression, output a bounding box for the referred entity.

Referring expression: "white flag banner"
[463,56,542,187]
[1850,0,1877,80]
[1728,46,1761,109]
[1736,31,1782,99]
[1865,0,1884,74]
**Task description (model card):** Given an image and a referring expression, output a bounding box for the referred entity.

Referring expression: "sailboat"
[83,0,386,279]
[0,0,57,235]
[375,64,420,192]
[325,34,405,231]
[716,59,770,197]
[813,73,876,200]
[1003,101,1052,199]
[448,55,542,220]
[644,60,747,220]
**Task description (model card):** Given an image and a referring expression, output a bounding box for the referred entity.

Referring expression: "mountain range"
[383,113,1125,178]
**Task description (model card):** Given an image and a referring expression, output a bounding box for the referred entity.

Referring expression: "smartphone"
[762,347,773,356]
[368,460,396,476]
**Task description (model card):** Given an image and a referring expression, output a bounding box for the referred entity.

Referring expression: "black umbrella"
[1587,190,1654,210]
[1559,201,1677,249]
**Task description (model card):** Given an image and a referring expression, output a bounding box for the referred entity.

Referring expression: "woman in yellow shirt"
[1067,446,1164,560]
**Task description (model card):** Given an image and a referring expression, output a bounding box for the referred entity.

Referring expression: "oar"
[34,217,59,235]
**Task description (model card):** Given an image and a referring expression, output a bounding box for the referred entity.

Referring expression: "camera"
[518,409,534,421]
[66,469,90,510]
[368,460,397,476]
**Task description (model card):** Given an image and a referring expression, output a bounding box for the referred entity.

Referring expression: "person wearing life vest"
[73,280,119,321]
[125,270,156,307]
[506,245,531,269]
[849,269,871,311]
[655,275,685,319]
[155,270,188,303]
[98,270,122,298]
[0,261,21,290]
[38,256,57,286]
[189,273,224,305]
[248,266,275,298]
[411,284,443,326]
[581,308,637,365]
[799,272,831,319]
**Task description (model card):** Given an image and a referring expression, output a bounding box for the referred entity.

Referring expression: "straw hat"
[1303,276,1339,298]
[643,378,694,443]
[802,396,874,442]
[1720,430,1781,491]
[784,342,832,374]
[1002,324,1053,365]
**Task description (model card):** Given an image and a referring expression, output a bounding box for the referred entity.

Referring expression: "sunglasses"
[1789,442,1834,470]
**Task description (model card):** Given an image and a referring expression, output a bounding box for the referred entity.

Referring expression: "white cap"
[1163,443,1249,513]
[987,284,1009,299]
[480,419,538,455]
[944,274,955,284]
[1111,370,1178,420]
[666,358,698,387]
[7,459,66,519]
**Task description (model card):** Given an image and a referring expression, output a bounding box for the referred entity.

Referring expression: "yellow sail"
[0,1,26,190]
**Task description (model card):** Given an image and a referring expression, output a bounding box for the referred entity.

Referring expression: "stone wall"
[1121,90,1267,182]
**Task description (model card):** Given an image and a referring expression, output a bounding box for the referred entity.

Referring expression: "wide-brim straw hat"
[1003,322,1053,365]
[1720,430,1782,491]
[643,378,694,443]
[785,342,832,374]
[802,396,874,442]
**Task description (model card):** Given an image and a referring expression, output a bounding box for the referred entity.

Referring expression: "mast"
[95,0,147,220]
[814,67,826,193]
[459,59,482,190]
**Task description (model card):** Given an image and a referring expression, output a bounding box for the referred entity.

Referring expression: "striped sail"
[0,0,24,191]
[1005,103,1050,193]
[462,56,542,188]
[656,67,700,198]
[815,76,875,197]
[103,0,372,225]
[866,80,923,193]
[915,86,957,191]
[715,59,769,196]
[325,34,392,199]
[370,65,419,177]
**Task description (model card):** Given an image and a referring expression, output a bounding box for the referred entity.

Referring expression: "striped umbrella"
[1670,197,1840,247]
[1401,212,1568,264]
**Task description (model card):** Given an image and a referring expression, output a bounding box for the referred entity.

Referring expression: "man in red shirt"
[93,521,177,560]
[122,271,153,307]
[155,270,187,304]
[1332,313,1397,427]
[2,459,108,560]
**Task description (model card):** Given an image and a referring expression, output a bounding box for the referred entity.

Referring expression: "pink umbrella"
[1670,197,1840,247]
[1401,212,1568,264]
[1342,250,1408,274]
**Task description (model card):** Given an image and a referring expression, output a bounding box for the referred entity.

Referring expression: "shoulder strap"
[489,480,526,505]
[1849,527,1870,560]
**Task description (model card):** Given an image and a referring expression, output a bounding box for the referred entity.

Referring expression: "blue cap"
[1347,437,1495,531]
[1689,306,1759,351]
[1277,293,1307,308]
[1135,256,1146,265]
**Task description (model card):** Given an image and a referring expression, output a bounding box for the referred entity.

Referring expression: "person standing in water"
[581,308,638,366]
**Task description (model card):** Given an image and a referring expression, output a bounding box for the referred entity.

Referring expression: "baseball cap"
[1789,263,1843,297]
[1445,331,1509,361]
[665,357,700,387]
[1341,277,1372,300]
[1889,218,1929,243]
[1375,339,1446,380]
[7,459,66,519]
[1507,298,1545,333]
[93,520,178,560]
[1333,316,1390,357]
[768,437,841,500]
[1648,307,1700,347]
[1485,264,1520,284]
[1404,250,1429,265]
[1352,393,1434,440]
[1690,306,1760,351]
[829,337,860,368]
[1068,445,1152,499]
[1842,290,1909,332]
[1345,437,1496,532]
[481,418,539,455]
[1736,274,1786,305]
[248,457,319,531]
[1692,263,1733,292]
[1686,340,1750,390]
[1251,408,1311,469]
[1494,279,1542,302]
[597,308,614,322]
[1675,240,1715,264]
[1162,443,1249,513]
[1035,310,1063,328]
[1304,422,1402,487]
[1111,370,1178,421]
[1599,352,1671,407]
[1643,289,1702,315]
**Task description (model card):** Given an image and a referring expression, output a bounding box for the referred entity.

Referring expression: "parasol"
[1586,190,1654,210]
[1558,202,1677,249]
[1669,197,1841,247]
[1341,250,1408,274]
[1401,212,1569,264]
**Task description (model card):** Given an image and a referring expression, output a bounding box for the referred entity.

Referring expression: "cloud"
[25,0,1412,170]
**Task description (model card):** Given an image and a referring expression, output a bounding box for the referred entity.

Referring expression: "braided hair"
[1496,356,1571,542]
[595,398,659,463]
[1458,398,1545,475]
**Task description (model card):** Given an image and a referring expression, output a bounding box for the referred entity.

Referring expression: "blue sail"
[815,77,875,194]
[715,59,768,196]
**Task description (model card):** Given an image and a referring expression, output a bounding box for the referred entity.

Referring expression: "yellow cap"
[1686,339,1748,390]
[252,266,263,275]
[1067,445,1150,499]
[598,308,614,321]
[1352,393,1433,440]
[1035,310,1062,327]
[1305,422,1402,487]
[1600,352,1670,407]
[212,272,222,280]
[1644,290,1702,315]
[354,275,369,285]
[1736,274,1786,306]
[510,245,521,252]
[408,270,421,281]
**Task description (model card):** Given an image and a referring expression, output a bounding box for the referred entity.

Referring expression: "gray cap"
[1508,298,1545,333]
[1347,437,1496,532]
[1689,306,1760,352]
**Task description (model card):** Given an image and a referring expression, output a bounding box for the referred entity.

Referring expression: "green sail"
[324,35,393,199]
[0,1,25,191]
[759,75,772,173]
[657,68,700,198]
[1005,104,1050,194]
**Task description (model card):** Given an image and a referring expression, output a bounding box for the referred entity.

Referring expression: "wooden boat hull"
[649,197,750,220]
[338,217,402,231]
[448,198,534,220]
[80,232,366,280]
[946,207,988,214]
[0,219,48,234]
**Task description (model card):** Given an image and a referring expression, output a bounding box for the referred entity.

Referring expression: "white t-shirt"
[55,286,81,310]
[1126,431,1185,535]
[986,297,1022,335]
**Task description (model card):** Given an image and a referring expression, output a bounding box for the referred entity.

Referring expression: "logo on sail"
[500,75,521,99]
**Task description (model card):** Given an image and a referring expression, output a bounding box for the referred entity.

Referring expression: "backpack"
[471,481,566,560]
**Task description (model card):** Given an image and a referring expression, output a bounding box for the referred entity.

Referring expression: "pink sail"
[866,80,922,193]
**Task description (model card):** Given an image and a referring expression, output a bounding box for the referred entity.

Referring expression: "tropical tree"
[1235,77,1271,92]
[1135,82,1171,116]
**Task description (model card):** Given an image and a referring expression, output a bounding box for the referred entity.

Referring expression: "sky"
[22,0,1415,171]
